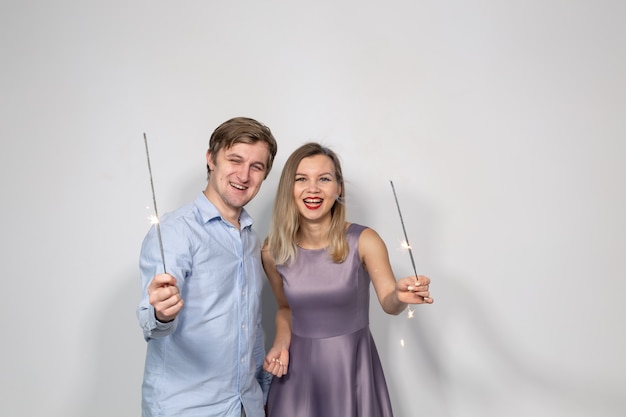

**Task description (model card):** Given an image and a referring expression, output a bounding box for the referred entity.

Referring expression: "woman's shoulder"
[346,222,372,234]
[346,222,379,244]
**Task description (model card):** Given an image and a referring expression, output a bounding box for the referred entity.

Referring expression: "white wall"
[1,1,624,416]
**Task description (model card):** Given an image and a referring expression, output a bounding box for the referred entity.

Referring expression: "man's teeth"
[231,182,247,190]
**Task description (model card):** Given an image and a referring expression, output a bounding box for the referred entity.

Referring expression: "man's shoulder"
[159,201,198,226]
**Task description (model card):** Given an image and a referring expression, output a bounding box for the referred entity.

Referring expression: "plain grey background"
[1,1,624,416]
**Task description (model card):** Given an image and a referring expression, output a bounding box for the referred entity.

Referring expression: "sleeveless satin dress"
[267,223,394,417]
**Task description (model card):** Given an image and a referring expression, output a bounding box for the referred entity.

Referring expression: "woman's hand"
[397,275,433,304]
[264,346,290,378]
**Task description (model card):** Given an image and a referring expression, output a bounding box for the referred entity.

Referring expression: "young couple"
[137,117,433,417]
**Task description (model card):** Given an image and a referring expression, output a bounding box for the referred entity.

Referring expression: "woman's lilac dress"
[267,223,394,417]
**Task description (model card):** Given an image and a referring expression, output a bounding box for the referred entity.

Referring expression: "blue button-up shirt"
[137,192,270,417]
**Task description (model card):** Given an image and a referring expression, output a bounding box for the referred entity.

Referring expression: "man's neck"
[203,189,242,229]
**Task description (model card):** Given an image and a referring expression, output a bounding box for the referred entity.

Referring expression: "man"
[137,117,278,417]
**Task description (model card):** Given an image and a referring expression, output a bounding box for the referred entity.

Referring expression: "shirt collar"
[194,191,254,229]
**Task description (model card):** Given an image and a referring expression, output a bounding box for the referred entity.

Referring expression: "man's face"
[205,141,270,215]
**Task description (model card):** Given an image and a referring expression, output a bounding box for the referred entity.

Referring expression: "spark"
[400,339,405,348]
[407,306,415,319]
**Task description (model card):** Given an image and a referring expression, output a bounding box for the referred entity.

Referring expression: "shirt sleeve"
[136,298,178,340]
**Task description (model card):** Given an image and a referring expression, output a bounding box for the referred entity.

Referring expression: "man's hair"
[207,117,278,179]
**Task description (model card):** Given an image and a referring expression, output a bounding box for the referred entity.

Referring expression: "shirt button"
[242,324,247,330]
[241,357,246,363]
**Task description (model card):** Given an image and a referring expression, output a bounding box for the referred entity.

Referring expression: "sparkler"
[143,133,167,273]
[390,180,421,319]
[389,180,419,281]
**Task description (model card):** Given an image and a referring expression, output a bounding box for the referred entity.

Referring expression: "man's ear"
[206,151,213,170]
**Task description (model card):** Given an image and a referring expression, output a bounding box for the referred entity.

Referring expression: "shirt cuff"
[144,305,177,337]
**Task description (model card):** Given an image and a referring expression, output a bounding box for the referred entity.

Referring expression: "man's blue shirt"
[137,192,270,417]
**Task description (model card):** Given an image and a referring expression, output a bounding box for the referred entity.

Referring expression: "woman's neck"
[296,219,331,249]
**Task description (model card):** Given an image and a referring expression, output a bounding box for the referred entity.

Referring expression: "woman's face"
[293,154,342,222]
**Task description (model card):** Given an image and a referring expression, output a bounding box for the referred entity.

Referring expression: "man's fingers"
[154,295,184,322]
[161,298,184,315]
[149,284,181,304]
[148,273,177,291]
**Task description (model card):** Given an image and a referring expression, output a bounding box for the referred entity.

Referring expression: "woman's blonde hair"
[268,142,348,265]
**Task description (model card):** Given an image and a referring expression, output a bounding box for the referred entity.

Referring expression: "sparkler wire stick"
[143,133,167,274]
[390,180,418,281]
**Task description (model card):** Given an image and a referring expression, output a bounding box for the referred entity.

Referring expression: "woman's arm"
[261,243,292,377]
[358,227,432,315]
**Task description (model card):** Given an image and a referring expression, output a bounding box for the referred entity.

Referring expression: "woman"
[262,142,433,417]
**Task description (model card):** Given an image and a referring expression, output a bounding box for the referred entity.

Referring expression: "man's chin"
[227,195,254,209]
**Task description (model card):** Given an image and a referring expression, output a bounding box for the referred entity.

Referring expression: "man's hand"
[148,273,184,322]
